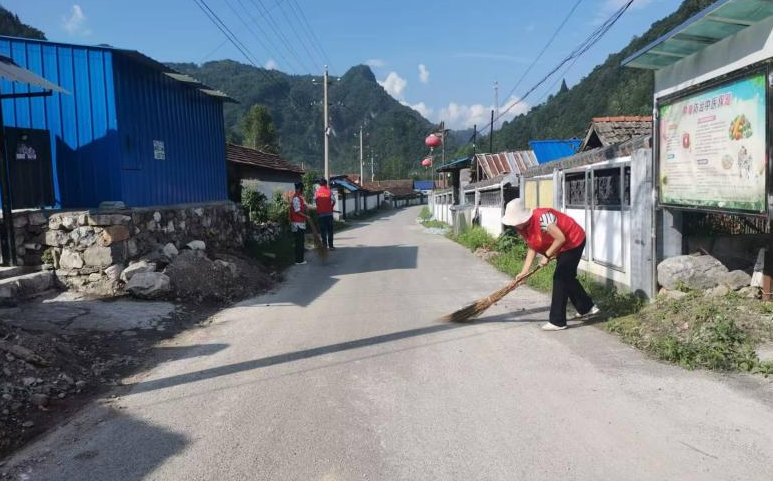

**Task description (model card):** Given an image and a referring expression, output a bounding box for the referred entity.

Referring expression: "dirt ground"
[0,249,278,461]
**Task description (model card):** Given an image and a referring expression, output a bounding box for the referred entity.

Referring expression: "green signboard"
[658,73,767,213]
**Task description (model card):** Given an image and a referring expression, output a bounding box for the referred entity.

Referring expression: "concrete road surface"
[6,207,773,480]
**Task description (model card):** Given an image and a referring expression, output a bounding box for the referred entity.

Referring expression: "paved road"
[7,207,773,480]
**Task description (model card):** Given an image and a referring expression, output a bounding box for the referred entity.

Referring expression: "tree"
[242,104,279,153]
[559,79,569,94]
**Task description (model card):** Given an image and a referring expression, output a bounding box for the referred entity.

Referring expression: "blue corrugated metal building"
[528,139,581,164]
[0,35,232,208]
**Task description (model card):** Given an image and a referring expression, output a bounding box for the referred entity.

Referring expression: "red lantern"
[425,134,442,148]
[421,158,433,167]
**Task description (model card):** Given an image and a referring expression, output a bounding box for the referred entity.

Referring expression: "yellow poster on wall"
[539,180,554,208]
[524,181,537,208]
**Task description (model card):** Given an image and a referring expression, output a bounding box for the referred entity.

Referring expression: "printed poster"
[658,73,767,213]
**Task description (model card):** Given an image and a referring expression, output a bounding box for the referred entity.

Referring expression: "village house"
[226,143,304,202]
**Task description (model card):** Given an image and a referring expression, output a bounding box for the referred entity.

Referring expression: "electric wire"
[276,0,323,71]
[247,0,316,73]
[287,0,333,69]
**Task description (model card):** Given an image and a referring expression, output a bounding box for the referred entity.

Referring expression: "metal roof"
[580,116,652,151]
[528,139,581,163]
[0,35,235,102]
[436,156,472,172]
[622,0,773,70]
[474,150,538,179]
[0,55,68,94]
[413,180,434,190]
[331,179,361,192]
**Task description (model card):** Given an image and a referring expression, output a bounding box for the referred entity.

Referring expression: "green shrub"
[494,231,525,254]
[455,226,496,251]
[241,188,269,222]
[418,206,432,221]
[267,190,290,228]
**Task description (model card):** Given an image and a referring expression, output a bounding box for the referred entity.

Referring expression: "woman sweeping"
[501,199,599,331]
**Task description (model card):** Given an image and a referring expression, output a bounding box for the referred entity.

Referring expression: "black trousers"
[549,240,594,326]
[294,229,305,263]
[318,215,334,248]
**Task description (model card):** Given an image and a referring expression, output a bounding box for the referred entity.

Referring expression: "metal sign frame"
[654,61,771,218]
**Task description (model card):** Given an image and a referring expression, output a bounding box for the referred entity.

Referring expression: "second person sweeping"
[501,199,599,330]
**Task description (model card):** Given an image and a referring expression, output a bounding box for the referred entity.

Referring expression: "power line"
[275,0,323,71]
[287,0,332,69]
[247,0,315,73]
[503,0,584,102]
[232,0,303,73]
[485,0,635,135]
[192,0,306,113]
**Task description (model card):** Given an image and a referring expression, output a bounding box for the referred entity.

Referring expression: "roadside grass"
[441,223,773,375]
[606,292,773,374]
[247,232,296,271]
[422,219,450,229]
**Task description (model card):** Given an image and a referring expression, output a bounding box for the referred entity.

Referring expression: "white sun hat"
[501,199,533,227]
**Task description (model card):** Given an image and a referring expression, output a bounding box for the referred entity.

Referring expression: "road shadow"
[240,244,418,308]
[151,343,229,361]
[4,410,188,481]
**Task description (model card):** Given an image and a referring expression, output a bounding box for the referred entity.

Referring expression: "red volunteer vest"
[517,208,585,256]
[289,193,307,223]
[315,186,334,215]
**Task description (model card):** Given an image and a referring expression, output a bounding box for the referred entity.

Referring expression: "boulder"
[720,270,752,290]
[98,225,131,246]
[61,215,78,230]
[88,214,131,226]
[657,255,728,291]
[104,264,124,281]
[84,244,126,267]
[658,289,688,301]
[738,286,761,299]
[70,226,97,247]
[162,243,179,258]
[120,260,156,282]
[126,272,170,299]
[44,230,69,247]
[186,240,206,251]
[28,212,47,226]
[704,285,730,298]
[59,249,84,270]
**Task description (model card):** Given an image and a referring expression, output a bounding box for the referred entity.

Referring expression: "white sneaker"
[542,322,567,331]
[573,305,600,319]
[295,261,307,265]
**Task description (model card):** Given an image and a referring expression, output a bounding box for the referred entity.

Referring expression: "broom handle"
[495,261,549,300]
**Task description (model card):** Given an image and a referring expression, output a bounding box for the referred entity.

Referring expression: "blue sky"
[7,0,682,129]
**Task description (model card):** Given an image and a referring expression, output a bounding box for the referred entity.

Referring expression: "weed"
[418,206,432,221]
[422,220,450,229]
[454,226,496,251]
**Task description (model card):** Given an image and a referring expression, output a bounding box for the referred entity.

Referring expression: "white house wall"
[241,179,294,201]
[478,206,503,237]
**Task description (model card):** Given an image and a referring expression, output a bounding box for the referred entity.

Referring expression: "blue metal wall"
[0,36,228,208]
[0,37,122,208]
[112,54,227,207]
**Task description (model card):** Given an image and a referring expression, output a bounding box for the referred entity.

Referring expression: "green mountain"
[168,61,444,179]
[0,5,45,40]
[486,0,716,152]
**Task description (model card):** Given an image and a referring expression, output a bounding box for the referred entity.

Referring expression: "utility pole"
[359,125,364,185]
[323,65,330,183]
[489,109,494,153]
[473,123,479,182]
[494,81,499,131]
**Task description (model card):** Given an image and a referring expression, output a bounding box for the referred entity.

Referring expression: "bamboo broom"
[307,217,328,259]
[439,263,548,323]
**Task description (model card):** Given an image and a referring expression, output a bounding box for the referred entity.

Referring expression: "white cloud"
[418,64,430,84]
[62,5,91,36]
[265,58,278,70]
[366,58,387,68]
[378,71,407,100]
[438,96,530,130]
[402,101,433,119]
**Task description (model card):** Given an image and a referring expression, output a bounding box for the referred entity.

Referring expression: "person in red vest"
[289,182,310,265]
[315,178,336,251]
[502,199,599,330]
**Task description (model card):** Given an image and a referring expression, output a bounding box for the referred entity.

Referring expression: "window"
[479,189,502,207]
[565,172,586,208]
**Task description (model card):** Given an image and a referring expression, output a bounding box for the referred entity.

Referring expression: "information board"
[658,73,767,213]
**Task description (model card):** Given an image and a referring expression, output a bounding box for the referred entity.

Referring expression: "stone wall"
[10,201,246,295]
